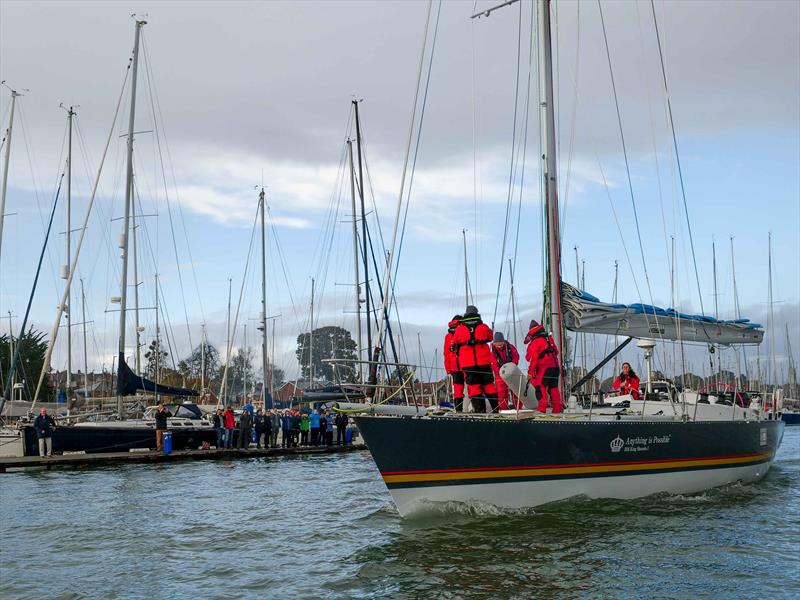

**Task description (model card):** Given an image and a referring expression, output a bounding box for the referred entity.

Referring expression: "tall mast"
[243,322,248,402]
[116,18,146,417]
[538,0,565,374]
[0,88,19,277]
[63,105,75,402]
[200,323,206,392]
[462,229,470,306]
[353,101,371,366]
[154,273,160,404]
[509,258,518,347]
[767,233,775,388]
[259,188,269,406]
[80,278,89,400]
[225,276,232,405]
[131,177,141,375]
[309,278,315,387]
[347,141,363,382]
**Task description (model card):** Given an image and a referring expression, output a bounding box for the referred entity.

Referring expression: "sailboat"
[353,0,785,517]
[2,19,214,457]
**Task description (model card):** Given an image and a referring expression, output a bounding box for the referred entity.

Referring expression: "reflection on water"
[1,430,798,599]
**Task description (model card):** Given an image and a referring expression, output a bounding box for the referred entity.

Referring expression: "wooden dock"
[0,444,368,472]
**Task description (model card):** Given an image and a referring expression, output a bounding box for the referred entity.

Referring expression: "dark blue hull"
[782,412,800,426]
[23,425,217,456]
[354,415,785,515]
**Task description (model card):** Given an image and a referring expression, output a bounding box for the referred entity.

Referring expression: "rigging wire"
[141,32,196,353]
[491,0,524,328]
[597,0,662,335]
[649,0,705,316]
[140,32,208,328]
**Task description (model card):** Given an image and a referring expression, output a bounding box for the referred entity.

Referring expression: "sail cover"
[561,282,763,345]
[116,353,199,397]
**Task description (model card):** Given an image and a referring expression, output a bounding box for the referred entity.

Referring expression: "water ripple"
[0,430,798,599]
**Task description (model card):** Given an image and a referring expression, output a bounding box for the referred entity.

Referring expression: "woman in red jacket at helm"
[453,305,498,412]
[613,362,641,400]
[524,319,563,413]
[443,315,464,411]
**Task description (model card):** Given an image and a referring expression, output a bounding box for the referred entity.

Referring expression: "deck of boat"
[0,443,367,472]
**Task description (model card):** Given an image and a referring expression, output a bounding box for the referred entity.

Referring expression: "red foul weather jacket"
[490,341,520,374]
[524,325,559,376]
[443,318,461,374]
[453,317,493,369]
[613,375,641,400]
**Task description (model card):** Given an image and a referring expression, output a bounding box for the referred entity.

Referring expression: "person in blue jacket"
[281,411,292,448]
[310,409,321,446]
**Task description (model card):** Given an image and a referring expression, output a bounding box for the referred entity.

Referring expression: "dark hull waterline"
[354,415,785,516]
[781,412,800,426]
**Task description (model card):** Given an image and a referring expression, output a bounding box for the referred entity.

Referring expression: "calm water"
[1,428,798,599]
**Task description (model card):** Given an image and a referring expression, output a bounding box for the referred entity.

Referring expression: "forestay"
[561,282,763,345]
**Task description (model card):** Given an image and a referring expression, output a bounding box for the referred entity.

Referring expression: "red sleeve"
[613,376,621,391]
[453,325,467,346]
[630,376,640,392]
[443,333,452,373]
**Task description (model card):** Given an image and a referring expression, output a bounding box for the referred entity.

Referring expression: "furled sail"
[116,353,199,397]
[561,282,763,345]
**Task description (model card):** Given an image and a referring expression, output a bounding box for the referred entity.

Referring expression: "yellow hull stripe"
[382,453,772,484]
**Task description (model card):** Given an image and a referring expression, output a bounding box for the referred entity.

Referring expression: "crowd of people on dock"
[210,406,351,450]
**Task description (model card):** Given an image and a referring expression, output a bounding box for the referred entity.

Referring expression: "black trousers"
[337,426,346,445]
[310,428,319,445]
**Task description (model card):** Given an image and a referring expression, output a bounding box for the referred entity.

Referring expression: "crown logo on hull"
[610,436,624,453]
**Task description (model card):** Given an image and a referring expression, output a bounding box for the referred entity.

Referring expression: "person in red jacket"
[489,332,520,410]
[453,305,498,412]
[524,319,563,413]
[613,362,641,400]
[443,315,465,411]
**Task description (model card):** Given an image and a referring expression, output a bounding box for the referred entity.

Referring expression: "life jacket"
[453,316,493,368]
[490,341,519,371]
[443,318,461,373]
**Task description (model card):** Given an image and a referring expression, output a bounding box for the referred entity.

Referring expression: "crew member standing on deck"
[443,315,465,411]
[453,306,499,412]
[490,332,520,410]
[525,320,563,413]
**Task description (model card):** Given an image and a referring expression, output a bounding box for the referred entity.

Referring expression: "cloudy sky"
[1,0,798,385]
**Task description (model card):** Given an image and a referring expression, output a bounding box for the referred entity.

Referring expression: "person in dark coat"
[290,411,301,448]
[33,407,57,457]
[335,412,349,445]
[238,408,253,449]
[254,409,266,449]
[154,403,172,451]
[262,410,273,449]
[212,408,224,448]
[269,409,280,448]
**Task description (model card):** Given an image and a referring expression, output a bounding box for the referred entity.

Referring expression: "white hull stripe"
[389,461,773,517]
